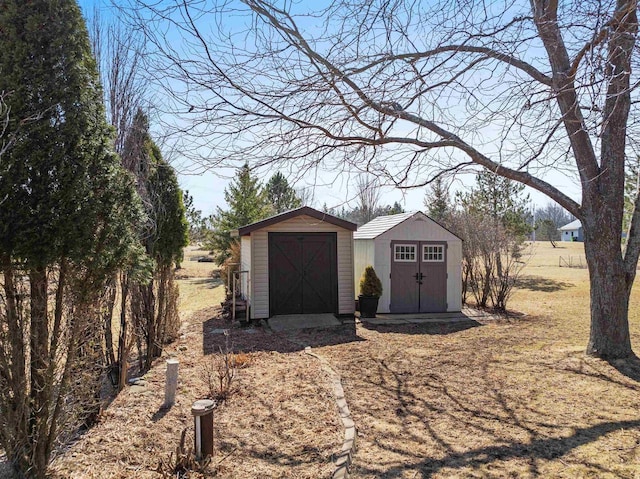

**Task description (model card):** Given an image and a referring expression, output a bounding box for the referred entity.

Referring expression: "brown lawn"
[47,242,640,478]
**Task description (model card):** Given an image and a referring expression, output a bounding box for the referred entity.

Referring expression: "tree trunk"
[583,226,633,359]
[118,274,129,391]
[28,266,51,476]
[0,256,28,469]
[103,275,117,366]
[144,280,156,372]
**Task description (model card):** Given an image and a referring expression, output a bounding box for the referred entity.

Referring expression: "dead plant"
[201,331,240,402]
[232,352,252,369]
[156,428,211,479]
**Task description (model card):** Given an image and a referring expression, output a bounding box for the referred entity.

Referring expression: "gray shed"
[234,206,357,319]
[354,211,462,313]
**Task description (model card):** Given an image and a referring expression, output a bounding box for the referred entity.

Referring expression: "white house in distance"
[559,219,583,242]
[233,206,357,320]
[353,211,462,314]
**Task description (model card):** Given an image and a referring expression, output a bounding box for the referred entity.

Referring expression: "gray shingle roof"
[353,212,417,239]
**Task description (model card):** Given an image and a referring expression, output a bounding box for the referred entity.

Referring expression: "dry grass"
[306,241,640,478]
[36,242,640,477]
[177,246,224,318]
[48,245,341,479]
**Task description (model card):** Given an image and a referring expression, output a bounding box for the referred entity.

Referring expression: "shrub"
[359,265,383,297]
[201,331,241,402]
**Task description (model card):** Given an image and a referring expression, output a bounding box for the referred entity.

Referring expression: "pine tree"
[120,110,188,370]
[206,164,269,264]
[424,178,451,223]
[265,171,302,213]
[183,190,206,242]
[0,1,144,475]
[458,171,532,238]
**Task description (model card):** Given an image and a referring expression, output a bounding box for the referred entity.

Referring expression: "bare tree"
[88,7,147,156]
[295,186,315,207]
[354,175,381,225]
[126,0,640,359]
[535,201,575,245]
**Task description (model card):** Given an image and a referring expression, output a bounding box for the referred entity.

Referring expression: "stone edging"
[304,346,357,479]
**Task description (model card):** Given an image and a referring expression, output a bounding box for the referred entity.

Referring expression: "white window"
[422,244,444,262]
[394,244,417,262]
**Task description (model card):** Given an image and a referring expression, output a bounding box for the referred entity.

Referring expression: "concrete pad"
[405,316,475,324]
[359,308,496,324]
[268,313,342,332]
[362,318,409,325]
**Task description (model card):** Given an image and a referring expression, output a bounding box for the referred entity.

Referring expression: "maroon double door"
[268,232,338,316]
[390,240,447,313]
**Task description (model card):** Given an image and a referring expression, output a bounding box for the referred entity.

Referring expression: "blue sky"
[77,0,580,218]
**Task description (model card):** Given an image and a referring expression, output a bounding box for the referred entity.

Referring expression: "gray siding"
[249,215,354,319]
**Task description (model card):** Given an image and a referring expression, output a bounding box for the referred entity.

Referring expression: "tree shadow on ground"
[202,318,364,355]
[360,319,482,336]
[345,345,640,478]
[362,419,640,478]
[188,278,223,289]
[606,354,640,384]
[515,275,574,292]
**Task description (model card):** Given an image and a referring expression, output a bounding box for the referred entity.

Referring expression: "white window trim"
[422,244,445,262]
[394,244,417,262]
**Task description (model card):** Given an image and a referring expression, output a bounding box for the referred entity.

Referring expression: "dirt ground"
[38,243,640,477]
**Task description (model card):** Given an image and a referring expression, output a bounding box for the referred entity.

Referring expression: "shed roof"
[558,219,581,231]
[233,206,357,236]
[353,212,415,239]
[354,211,462,240]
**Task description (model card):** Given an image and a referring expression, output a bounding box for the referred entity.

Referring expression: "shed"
[354,211,462,313]
[233,206,357,319]
[559,219,583,242]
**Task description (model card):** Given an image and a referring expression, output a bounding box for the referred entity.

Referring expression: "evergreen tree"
[121,110,188,371]
[146,143,189,267]
[265,171,302,213]
[536,219,560,247]
[206,164,269,264]
[424,178,451,223]
[183,190,206,243]
[388,201,404,215]
[453,171,532,310]
[458,171,532,238]
[0,1,144,475]
[534,201,574,245]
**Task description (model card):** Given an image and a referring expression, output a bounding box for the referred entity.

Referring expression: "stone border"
[304,346,357,479]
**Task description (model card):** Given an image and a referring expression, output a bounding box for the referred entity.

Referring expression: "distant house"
[559,219,583,242]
